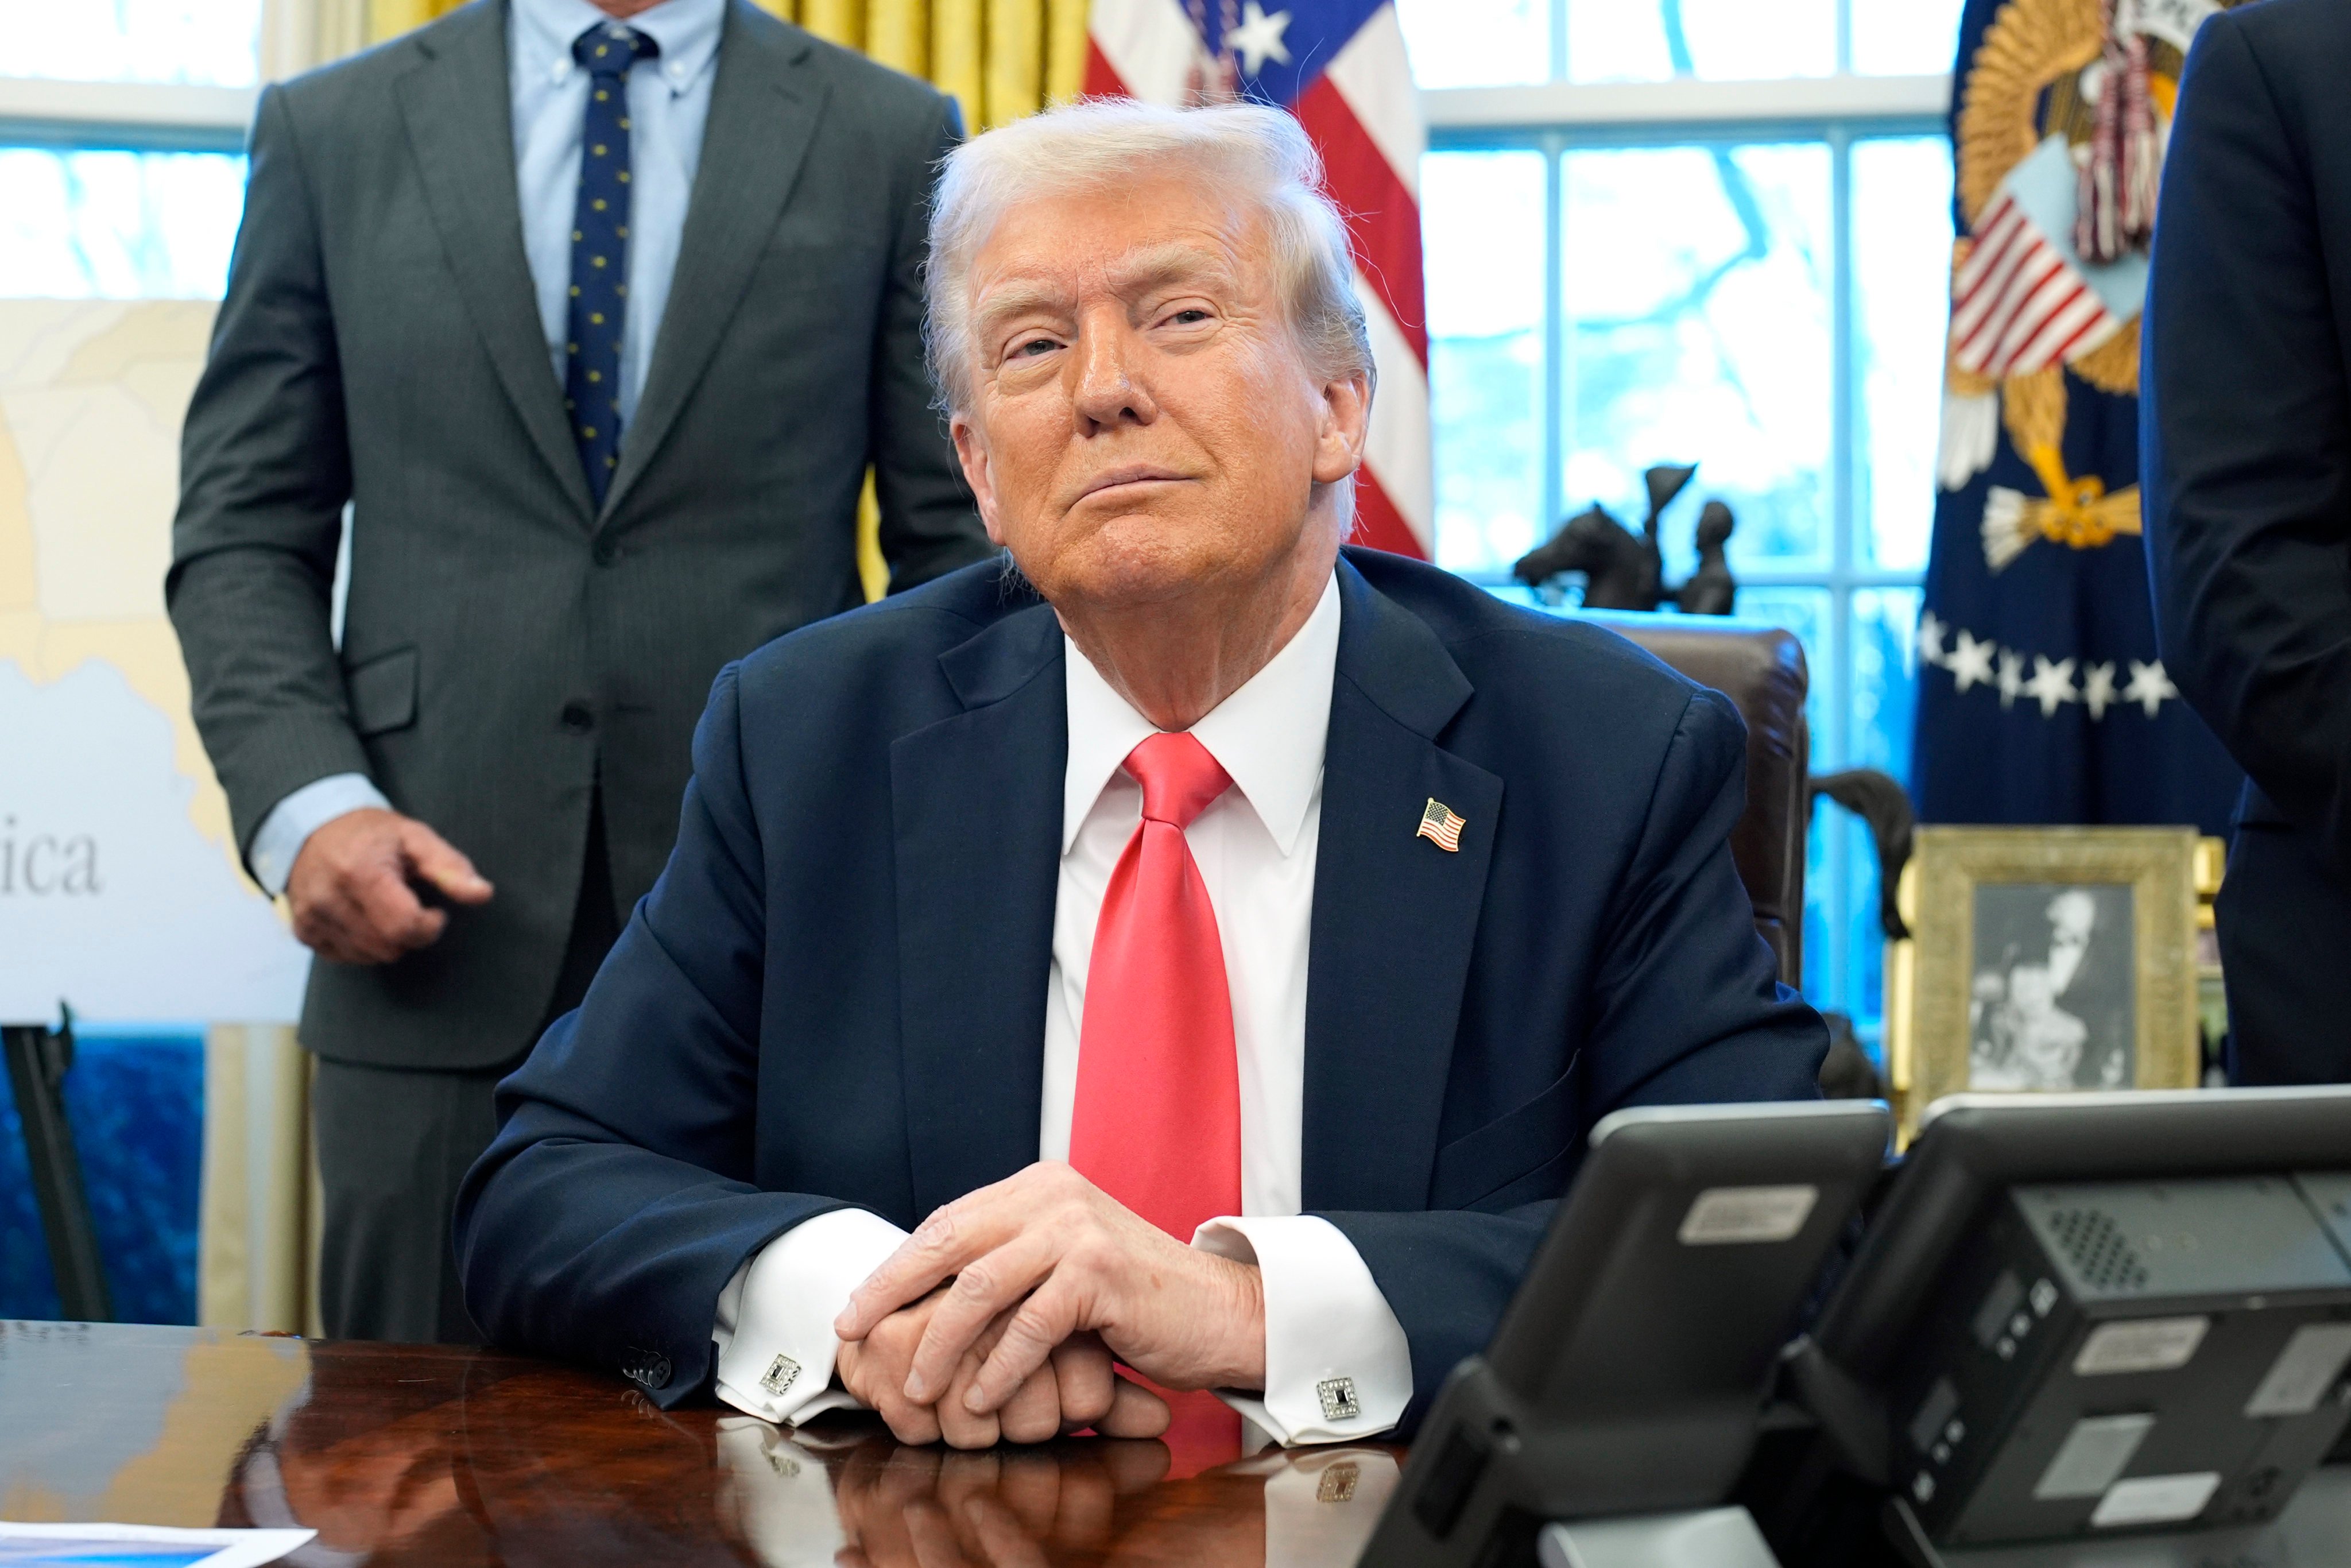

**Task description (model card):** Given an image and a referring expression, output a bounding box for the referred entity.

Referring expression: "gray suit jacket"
[168,0,993,1070]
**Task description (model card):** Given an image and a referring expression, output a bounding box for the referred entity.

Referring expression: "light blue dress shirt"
[510,0,723,430]
[248,0,726,897]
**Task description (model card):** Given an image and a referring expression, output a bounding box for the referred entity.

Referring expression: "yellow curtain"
[757,0,1089,128]
[758,0,1088,598]
[365,0,464,40]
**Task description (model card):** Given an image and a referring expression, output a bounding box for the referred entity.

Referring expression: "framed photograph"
[1885,827,2202,1143]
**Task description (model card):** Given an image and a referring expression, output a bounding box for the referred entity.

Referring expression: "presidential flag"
[1911,0,2236,832]
[1085,0,1432,559]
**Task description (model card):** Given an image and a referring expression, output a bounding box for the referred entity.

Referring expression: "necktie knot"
[1124,732,1231,831]
[573,24,658,78]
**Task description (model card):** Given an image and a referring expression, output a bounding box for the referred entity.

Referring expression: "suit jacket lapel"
[394,2,595,522]
[602,2,826,522]
[1302,559,1503,1213]
[891,600,1066,1219]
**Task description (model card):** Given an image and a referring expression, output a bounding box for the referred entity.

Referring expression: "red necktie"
[1068,731,1244,1244]
[1068,732,1246,1473]
[1072,733,1250,1476]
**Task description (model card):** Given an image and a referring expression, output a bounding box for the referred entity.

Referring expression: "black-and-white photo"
[1968,883,2135,1091]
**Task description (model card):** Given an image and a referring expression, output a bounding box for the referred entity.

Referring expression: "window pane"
[1426,150,1548,577]
[0,150,245,299]
[1852,136,1954,572]
[1568,0,1835,84]
[1562,142,1833,579]
[1398,0,1550,89]
[20,0,262,87]
[1852,0,1966,75]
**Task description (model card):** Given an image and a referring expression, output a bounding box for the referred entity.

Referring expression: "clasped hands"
[831,1163,1265,1449]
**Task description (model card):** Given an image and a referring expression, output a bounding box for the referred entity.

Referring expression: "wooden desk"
[0,1321,1403,1566]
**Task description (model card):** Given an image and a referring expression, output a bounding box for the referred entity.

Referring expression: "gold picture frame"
[1885,826,2202,1144]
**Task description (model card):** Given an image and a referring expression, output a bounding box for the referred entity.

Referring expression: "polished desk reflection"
[0,1321,1399,1566]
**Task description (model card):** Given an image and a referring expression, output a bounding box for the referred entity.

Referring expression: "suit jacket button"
[560,702,594,734]
[591,539,618,567]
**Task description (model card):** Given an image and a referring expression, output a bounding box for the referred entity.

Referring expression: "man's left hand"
[832,1162,1264,1422]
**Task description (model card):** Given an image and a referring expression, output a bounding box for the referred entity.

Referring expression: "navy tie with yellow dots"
[566,22,658,508]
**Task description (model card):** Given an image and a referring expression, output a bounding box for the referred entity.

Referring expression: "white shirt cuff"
[249,773,390,895]
[712,1207,911,1426]
[1192,1214,1412,1445]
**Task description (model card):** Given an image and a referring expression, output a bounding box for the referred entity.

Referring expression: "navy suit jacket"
[2142,0,2351,1081]
[455,547,1827,1433]
[2145,0,2351,861]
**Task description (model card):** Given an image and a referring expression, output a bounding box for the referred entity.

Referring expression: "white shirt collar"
[512,0,726,94]
[1061,571,1342,859]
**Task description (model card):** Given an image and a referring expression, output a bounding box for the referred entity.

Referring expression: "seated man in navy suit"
[456,98,1828,1451]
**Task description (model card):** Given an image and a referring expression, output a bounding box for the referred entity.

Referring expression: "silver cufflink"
[761,1353,801,1397]
[1316,1376,1361,1422]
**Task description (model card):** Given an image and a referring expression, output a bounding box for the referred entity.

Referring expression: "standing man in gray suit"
[168,0,992,1344]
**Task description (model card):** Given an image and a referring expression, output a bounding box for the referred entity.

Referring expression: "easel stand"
[1880,1467,2351,1568]
[3,1010,112,1322]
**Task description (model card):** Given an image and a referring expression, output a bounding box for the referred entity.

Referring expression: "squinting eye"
[1012,336,1059,358]
[1167,309,1210,326]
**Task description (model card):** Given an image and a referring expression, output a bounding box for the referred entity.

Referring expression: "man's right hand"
[836,1288,1169,1449]
[285,807,493,965]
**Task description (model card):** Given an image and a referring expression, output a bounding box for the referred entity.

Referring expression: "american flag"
[1416,796,1464,853]
[1949,185,2123,381]
[1084,0,1432,560]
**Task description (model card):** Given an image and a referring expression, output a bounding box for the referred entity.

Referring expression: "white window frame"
[0,0,353,153]
[0,76,253,150]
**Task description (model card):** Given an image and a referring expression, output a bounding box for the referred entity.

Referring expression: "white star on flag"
[1996,648,2026,709]
[2023,656,2079,717]
[1224,2,1293,73]
[2124,659,2179,719]
[2082,661,2117,721]
[1947,630,1996,694]
[1916,610,1947,668]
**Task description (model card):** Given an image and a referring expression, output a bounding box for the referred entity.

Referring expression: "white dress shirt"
[711,572,1415,1445]
[245,0,723,895]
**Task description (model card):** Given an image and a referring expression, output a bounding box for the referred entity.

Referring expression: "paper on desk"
[0,1522,315,1568]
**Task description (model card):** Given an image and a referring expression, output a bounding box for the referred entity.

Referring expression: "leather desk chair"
[1577,613,1811,988]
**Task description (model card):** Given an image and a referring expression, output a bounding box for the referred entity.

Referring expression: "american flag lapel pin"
[1417,797,1466,853]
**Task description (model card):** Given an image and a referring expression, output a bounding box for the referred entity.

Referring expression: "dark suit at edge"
[455,548,1829,1434]
[2142,0,2351,1083]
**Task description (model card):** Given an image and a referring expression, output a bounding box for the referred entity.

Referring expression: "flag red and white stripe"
[1085,0,1434,559]
[1950,187,2123,381]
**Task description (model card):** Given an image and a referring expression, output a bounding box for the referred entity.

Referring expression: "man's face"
[949,169,1367,615]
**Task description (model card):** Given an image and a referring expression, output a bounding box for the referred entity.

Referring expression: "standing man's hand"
[834,1163,1265,1427]
[286,807,493,964]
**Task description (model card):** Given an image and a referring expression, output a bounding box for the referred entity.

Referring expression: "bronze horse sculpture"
[1510,463,1738,614]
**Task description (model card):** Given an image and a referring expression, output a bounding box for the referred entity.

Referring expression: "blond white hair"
[923,97,1376,418]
